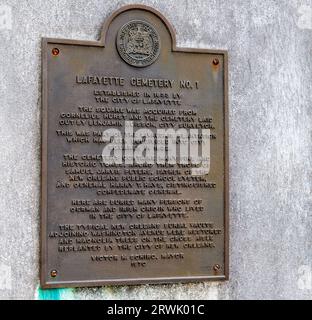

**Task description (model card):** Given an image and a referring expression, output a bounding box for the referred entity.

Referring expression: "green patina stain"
[37,287,75,300]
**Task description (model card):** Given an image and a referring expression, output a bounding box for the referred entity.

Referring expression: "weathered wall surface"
[0,0,311,300]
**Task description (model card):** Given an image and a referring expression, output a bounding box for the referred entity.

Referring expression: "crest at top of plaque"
[117,20,161,67]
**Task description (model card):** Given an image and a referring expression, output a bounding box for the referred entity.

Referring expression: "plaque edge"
[40,38,48,289]
[223,50,230,282]
[41,275,228,290]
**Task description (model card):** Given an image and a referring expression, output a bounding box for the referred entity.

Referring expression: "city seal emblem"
[116,20,161,67]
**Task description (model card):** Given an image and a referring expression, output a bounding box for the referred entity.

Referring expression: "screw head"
[213,264,221,271]
[212,58,219,66]
[50,270,58,278]
[52,48,60,56]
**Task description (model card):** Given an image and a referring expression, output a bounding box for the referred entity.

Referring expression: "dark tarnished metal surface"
[41,4,229,289]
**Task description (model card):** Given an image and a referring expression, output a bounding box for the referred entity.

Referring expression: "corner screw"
[212,58,219,66]
[50,270,58,278]
[213,264,221,272]
[52,48,60,56]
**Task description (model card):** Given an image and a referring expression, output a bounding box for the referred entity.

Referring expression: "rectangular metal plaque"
[41,5,228,288]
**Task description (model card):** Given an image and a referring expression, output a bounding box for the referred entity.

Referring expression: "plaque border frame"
[41,4,229,289]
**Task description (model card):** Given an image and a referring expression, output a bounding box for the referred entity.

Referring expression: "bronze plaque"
[41,4,229,288]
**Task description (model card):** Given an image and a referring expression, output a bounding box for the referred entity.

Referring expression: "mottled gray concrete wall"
[0,0,311,300]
